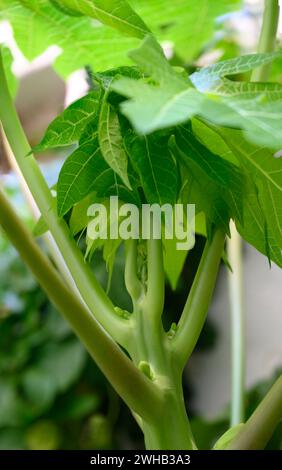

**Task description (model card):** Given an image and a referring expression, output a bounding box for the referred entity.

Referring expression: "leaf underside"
[6,0,280,270]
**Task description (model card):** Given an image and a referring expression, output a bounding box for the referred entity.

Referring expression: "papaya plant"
[0,0,282,450]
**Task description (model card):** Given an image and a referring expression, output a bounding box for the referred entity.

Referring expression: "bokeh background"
[0,0,281,449]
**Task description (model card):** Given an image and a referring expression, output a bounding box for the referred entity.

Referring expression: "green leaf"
[34,90,101,152]
[103,238,122,291]
[1,1,241,77]
[52,0,151,39]
[79,118,100,145]
[125,132,178,205]
[86,201,123,285]
[206,52,281,77]
[128,34,186,86]
[219,128,282,253]
[163,242,187,290]
[1,46,18,98]
[189,53,282,147]
[49,0,83,16]
[114,77,204,134]
[0,1,139,77]
[112,36,204,134]
[57,138,138,217]
[187,95,282,149]
[192,118,239,166]
[57,141,108,217]
[179,160,228,231]
[240,174,281,265]
[33,215,48,238]
[202,124,282,267]
[113,40,282,146]
[162,208,190,290]
[50,0,237,64]
[174,124,243,232]
[197,96,282,149]
[69,195,94,235]
[207,78,282,100]
[221,98,282,148]
[237,179,282,267]
[191,52,282,92]
[115,73,282,147]
[95,65,142,91]
[98,95,131,188]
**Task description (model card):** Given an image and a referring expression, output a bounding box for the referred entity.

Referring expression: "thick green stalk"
[129,237,167,373]
[228,375,282,450]
[0,186,163,422]
[144,237,165,327]
[139,238,167,372]
[124,239,196,449]
[125,236,167,370]
[228,223,245,426]
[251,0,280,81]
[0,50,128,346]
[172,230,225,371]
[142,378,197,450]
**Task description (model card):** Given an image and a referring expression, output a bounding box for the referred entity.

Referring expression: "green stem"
[124,238,196,449]
[142,378,197,450]
[140,238,167,373]
[251,0,280,82]
[125,236,167,369]
[1,125,79,293]
[124,239,143,307]
[0,186,163,422]
[228,375,282,450]
[144,237,165,327]
[172,230,225,371]
[129,237,167,373]
[0,50,128,347]
[228,223,245,426]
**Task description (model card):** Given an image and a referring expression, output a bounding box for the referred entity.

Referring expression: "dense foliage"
[1,1,281,278]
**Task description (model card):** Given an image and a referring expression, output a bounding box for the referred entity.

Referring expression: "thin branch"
[172,230,225,371]
[1,125,80,294]
[251,0,280,82]
[228,375,282,450]
[0,186,164,422]
[228,222,245,425]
